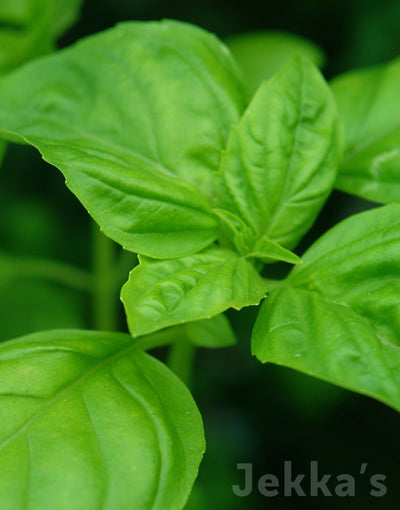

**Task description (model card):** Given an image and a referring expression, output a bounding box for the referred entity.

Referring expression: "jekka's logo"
[232,461,387,498]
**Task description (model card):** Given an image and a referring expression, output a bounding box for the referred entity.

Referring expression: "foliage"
[0,14,400,509]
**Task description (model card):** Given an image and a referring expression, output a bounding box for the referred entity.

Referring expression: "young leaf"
[121,246,267,337]
[245,235,301,265]
[0,329,205,510]
[252,287,400,413]
[226,31,325,94]
[0,20,247,257]
[213,208,301,264]
[253,204,400,412]
[331,57,400,203]
[216,57,343,251]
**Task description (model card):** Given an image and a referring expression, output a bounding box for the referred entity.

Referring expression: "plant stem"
[135,329,182,351]
[92,224,118,331]
[167,339,196,388]
[9,258,92,292]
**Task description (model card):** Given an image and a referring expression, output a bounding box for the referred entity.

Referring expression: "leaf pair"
[0,20,247,258]
[215,56,343,252]
[0,19,343,337]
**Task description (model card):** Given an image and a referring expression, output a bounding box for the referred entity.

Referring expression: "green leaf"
[213,208,300,264]
[0,21,247,257]
[216,57,343,250]
[0,0,84,74]
[0,0,53,74]
[182,314,236,348]
[121,246,267,337]
[289,203,400,342]
[331,57,400,203]
[226,31,325,94]
[253,204,400,412]
[252,287,400,412]
[246,235,302,265]
[31,145,219,258]
[50,0,84,38]
[0,329,205,510]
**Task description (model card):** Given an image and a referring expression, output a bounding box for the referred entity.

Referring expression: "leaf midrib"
[0,342,137,453]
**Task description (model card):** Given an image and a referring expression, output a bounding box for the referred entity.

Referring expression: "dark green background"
[1,0,399,508]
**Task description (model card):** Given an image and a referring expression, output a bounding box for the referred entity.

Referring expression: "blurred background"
[1,0,400,508]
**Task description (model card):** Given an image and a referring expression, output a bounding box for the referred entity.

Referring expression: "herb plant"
[0,17,400,510]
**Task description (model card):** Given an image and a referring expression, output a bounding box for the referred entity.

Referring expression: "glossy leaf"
[331,57,400,203]
[28,145,219,258]
[226,31,325,94]
[253,204,400,411]
[289,204,400,342]
[216,57,343,251]
[252,287,400,412]
[0,329,205,510]
[213,208,300,264]
[0,21,247,257]
[121,246,267,337]
[246,235,302,264]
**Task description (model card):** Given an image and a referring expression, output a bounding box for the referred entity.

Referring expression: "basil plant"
[0,18,399,510]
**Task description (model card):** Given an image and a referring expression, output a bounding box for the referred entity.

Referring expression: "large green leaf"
[0,20,247,257]
[0,329,204,510]
[226,31,325,94]
[121,246,267,337]
[331,57,400,203]
[252,287,400,412]
[27,145,219,258]
[216,57,343,250]
[253,204,400,411]
[289,203,400,341]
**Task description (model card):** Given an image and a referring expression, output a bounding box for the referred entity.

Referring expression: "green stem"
[9,258,92,292]
[135,329,181,351]
[92,224,118,331]
[167,339,196,388]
